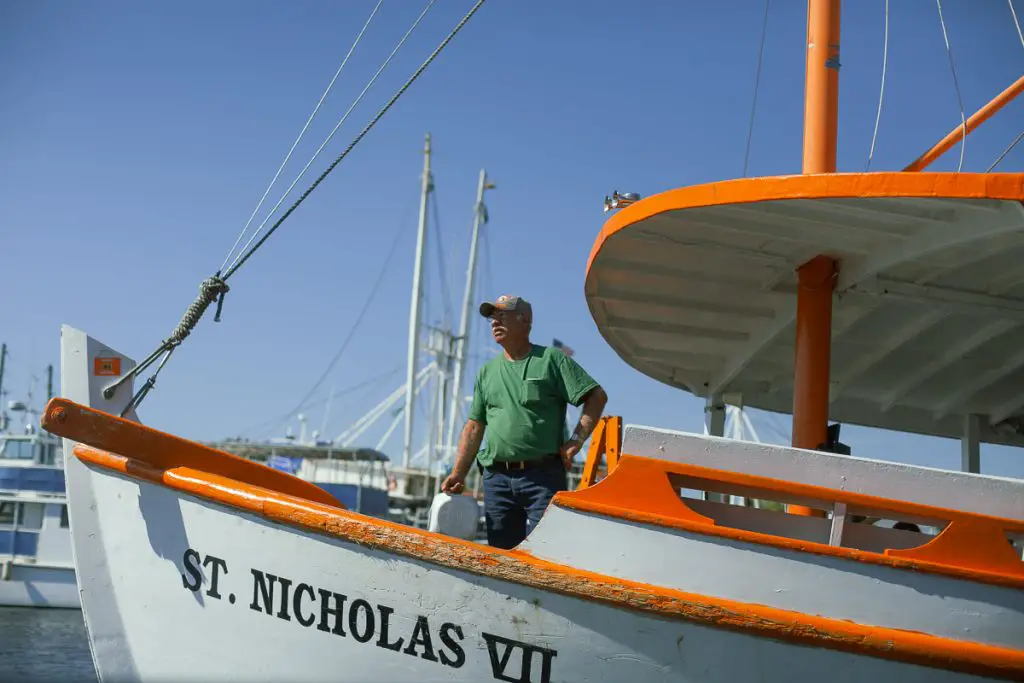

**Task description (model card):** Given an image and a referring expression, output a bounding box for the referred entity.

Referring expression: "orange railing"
[560,454,1024,587]
[576,416,622,490]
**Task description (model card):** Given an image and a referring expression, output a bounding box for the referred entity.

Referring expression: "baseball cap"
[479,294,532,322]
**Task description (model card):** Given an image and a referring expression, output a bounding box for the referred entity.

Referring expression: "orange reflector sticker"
[94,357,121,376]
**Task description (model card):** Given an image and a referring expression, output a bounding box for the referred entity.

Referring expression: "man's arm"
[452,419,486,478]
[440,418,485,493]
[568,386,608,446]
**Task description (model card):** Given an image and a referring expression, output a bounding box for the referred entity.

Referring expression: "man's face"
[490,309,529,345]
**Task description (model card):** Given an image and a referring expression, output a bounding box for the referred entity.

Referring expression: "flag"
[552,338,574,358]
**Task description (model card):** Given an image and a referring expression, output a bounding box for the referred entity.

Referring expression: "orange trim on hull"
[586,172,1024,277]
[42,399,341,509]
[557,456,1024,588]
[43,397,1023,587]
[69,442,1024,681]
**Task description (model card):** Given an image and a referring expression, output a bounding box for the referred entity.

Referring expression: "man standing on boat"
[440,294,608,549]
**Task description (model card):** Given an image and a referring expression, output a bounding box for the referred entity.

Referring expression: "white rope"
[219,0,384,273]
[865,0,888,171]
[226,0,438,274]
[1011,0,1024,52]
[935,0,967,172]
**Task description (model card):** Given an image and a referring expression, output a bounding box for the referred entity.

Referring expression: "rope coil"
[101,274,229,404]
[169,276,230,346]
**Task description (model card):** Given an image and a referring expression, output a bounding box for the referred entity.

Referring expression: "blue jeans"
[481,457,567,549]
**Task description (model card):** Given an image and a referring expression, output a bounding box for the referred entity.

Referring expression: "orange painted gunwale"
[43,398,1023,587]
[70,442,1024,681]
[44,399,340,509]
[585,171,1024,277]
[557,455,1024,589]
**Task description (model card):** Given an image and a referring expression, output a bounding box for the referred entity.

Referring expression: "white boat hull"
[52,326,1024,682]
[70,467,1007,683]
[0,563,79,609]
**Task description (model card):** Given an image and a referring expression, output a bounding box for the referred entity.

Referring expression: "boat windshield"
[0,437,36,461]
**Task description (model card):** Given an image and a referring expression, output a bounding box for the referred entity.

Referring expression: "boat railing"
[620,423,1024,521]
[576,415,622,490]
[567,440,1024,584]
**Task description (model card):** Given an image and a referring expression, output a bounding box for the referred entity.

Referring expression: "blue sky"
[2,1,1023,477]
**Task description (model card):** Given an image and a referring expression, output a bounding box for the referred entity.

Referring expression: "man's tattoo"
[455,421,485,476]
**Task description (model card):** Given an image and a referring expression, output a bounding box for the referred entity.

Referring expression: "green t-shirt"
[468,344,599,467]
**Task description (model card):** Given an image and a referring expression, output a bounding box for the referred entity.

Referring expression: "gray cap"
[479,294,532,322]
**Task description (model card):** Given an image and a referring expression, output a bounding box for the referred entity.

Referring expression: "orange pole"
[790,0,840,517]
[789,256,836,517]
[801,0,841,175]
[903,74,1024,172]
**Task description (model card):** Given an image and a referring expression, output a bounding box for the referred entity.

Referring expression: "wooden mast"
[789,0,841,517]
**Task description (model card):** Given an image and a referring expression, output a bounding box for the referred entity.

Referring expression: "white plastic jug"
[427,493,480,540]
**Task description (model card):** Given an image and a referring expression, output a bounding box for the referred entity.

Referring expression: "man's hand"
[440,472,466,494]
[442,419,485,495]
[559,437,582,471]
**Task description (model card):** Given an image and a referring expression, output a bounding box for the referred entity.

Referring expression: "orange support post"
[801,0,841,175]
[576,416,623,491]
[904,74,1024,172]
[789,256,836,517]
[605,416,621,472]
[790,0,840,517]
[577,418,607,490]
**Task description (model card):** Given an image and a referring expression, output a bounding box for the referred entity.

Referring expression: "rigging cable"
[242,365,404,440]
[987,131,1024,172]
[430,187,454,327]
[219,0,384,274]
[742,0,770,178]
[865,0,889,171]
[269,196,418,436]
[103,0,489,414]
[935,0,967,172]
[1012,0,1024,52]
[225,0,440,276]
[987,1,1024,171]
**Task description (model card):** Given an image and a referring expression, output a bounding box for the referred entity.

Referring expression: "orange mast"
[790,0,841,517]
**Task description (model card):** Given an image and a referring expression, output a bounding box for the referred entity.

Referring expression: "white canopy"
[585,172,1024,447]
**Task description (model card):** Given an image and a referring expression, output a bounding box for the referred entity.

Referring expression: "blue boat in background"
[213,438,392,518]
[0,344,398,611]
[0,421,79,609]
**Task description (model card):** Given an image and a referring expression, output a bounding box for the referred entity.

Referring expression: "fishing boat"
[205,436,392,519]
[39,0,1024,681]
[0,356,78,609]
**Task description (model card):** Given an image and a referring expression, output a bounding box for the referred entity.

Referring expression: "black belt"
[485,453,560,472]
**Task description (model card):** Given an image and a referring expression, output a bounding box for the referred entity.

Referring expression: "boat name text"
[181,548,557,683]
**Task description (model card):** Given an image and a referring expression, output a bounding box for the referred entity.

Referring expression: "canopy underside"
[585,173,1024,447]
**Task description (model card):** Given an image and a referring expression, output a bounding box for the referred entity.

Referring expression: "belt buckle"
[507,460,526,471]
